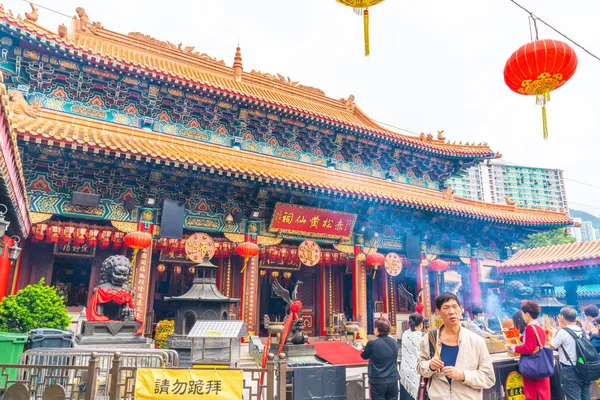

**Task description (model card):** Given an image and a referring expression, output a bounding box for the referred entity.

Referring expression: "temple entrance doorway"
[258,266,318,337]
[342,274,353,322]
[51,257,92,307]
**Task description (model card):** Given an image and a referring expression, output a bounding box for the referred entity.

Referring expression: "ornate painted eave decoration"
[11,108,572,228]
[0,7,495,159]
[0,76,30,237]
[499,241,600,274]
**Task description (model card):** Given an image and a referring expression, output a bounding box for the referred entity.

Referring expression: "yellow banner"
[134,368,243,400]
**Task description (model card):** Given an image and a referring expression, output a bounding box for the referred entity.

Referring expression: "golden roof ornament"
[74,7,102,34]
[25,3,38,22]
[8,90,41,117]
[233,45,243,83]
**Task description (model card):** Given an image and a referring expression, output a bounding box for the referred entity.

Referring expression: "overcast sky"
[12,0,600,215]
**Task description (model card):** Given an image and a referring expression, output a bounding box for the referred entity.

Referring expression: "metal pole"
[278,353,287,400]
[108,352,122,400]
[84,352,99,400]
[266,353,275,400]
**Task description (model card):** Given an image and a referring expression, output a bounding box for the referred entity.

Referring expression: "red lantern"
[124,231,153,268]
[177,239,186,255]
[32,224,46,242]
[236,241,259,273]
[154,237,167,252]
[46,226,60,243]
[429,259,449,272]
[99,230,113,249]
[73,227,87,246]
[87,229,99,247]
[60,226,75,244]
[504,39,577,139]
[366,252,386,279]
[167,239,179,253]
[112,232,124,250]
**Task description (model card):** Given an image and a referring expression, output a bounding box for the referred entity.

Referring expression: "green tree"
[515,228,576,250]
[0,278,71,332]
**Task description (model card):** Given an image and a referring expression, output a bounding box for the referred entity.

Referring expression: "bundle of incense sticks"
[487,335,507,347]
[428,331,441,358]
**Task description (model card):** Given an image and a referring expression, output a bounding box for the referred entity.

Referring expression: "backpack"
[561,327,600,381]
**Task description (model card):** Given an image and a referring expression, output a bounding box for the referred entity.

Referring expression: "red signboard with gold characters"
[269,203,357,239]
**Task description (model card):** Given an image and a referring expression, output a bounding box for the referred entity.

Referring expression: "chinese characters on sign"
[505,371,525,400]
[53,241,96,258]
[298,240,321,267]
[185,233,216,263]
[269,203,357,239]
[133,247,151,326]
[384,253,403,276]
[135,368,242,400]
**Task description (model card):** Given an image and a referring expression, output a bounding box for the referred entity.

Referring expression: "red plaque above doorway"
[269,203,357,239]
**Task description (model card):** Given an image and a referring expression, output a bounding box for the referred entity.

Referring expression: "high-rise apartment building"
[580,221,597,242]
[447,159,568,211]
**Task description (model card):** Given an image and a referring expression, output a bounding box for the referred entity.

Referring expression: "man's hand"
[442,366,465,381]
[429,357,444,371]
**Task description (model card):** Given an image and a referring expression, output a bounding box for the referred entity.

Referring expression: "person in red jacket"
[506,300,551,400]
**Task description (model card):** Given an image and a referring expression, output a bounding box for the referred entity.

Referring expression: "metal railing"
[1,350,372,400]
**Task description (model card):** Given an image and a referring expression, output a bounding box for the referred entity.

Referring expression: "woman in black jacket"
[361,317,400,400]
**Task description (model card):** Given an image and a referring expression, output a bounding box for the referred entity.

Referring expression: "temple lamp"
[8,236,21,261]
[0,204,10,238]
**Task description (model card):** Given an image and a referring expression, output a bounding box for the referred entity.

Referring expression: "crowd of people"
[360,292,600,400]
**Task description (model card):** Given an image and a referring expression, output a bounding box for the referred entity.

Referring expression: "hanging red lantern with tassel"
[86,229,99,247]
[112,232,124,250]
[73,227,87,246]
[336,0,385,56]
[429,259,449,272]
[124,231,153,267]
[504,39,577,139]
[33,224,46,242]
[236,241,259,273]
[98,230,113,249]
[46,226,60,243]
[366,252,385,279]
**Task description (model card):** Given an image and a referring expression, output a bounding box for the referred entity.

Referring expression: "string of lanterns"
[31,223,125,249]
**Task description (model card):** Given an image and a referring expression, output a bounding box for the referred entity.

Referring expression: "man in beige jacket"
[417,293,495,400]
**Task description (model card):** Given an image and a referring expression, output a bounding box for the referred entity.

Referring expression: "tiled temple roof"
[10,109,572,227]
[0,8,495,158]
[499,241,600,273]
[555,284,600,298]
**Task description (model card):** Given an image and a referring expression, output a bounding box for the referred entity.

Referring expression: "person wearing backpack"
[549,307,600,400]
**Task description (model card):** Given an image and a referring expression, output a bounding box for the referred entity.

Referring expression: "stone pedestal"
[75,321,151,348]
[166,334,192,367]
[270,343,318,363]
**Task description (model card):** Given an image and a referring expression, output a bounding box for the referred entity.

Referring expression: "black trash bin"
[29,328,74,349]
[286,362,346,400]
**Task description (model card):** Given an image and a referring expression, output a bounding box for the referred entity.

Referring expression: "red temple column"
[353,244,367,340]
[319,264,327,337]
[0,236,14,300]
[469,256,483,309]
[240,231,259,340]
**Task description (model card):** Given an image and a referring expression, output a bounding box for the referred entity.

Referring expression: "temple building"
[0,6,573,339]
[499,241,600,311]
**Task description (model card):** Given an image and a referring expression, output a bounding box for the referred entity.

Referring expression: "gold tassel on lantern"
[541,106,548,140]
[535,88,551,140]
[336,0,385,56]
[363,9,370,56]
